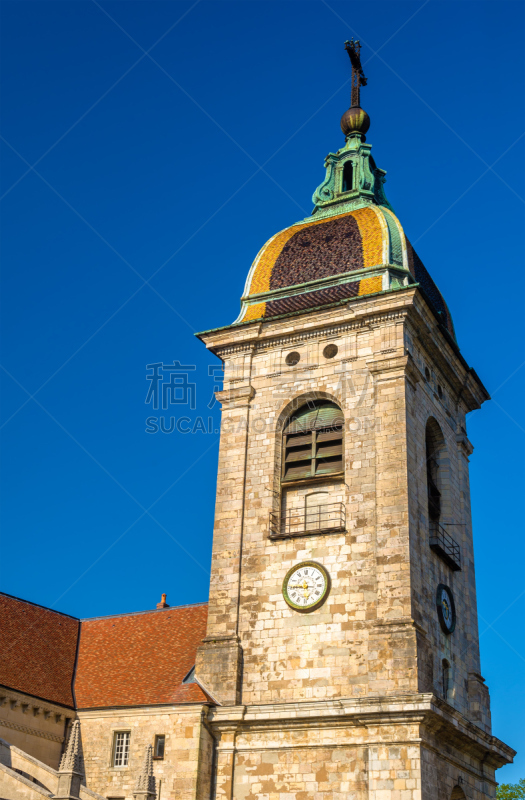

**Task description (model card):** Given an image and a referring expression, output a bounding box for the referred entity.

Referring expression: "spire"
[56,720,83,800]
[59,720,82,773]
[310,41,392,218]
[133,745,156,800]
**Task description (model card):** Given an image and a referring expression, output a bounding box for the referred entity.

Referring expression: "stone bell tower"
[195,41,515,800]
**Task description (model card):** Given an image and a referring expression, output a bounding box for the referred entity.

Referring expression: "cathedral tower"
[195,42,514,800]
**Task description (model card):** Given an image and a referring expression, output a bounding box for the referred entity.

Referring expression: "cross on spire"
[344,39,367,107]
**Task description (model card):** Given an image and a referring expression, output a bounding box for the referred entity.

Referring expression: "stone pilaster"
[213,728,236,800]
[366,353,418,693]
[195,384,254,705]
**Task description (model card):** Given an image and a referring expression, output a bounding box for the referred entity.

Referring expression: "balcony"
[269,502,345,539]
[429,522,462,571]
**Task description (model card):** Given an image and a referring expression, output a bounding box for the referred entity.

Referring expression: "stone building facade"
[0,50,515,800]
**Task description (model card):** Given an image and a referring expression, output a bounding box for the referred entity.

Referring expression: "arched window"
[342,161,354,192]
[425,418,445,522]
[442,658,451,700]
[282,401,344,483]
[426,418,460,568]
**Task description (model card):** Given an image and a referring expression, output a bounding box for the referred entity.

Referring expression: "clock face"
[436,583,456,634]
[283,561,330,612]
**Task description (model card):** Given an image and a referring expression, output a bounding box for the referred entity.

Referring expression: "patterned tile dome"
[236,204,455,341]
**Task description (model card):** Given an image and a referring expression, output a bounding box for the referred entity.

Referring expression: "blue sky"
[1,0,523,781]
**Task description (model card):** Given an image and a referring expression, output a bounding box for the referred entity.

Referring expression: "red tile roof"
[0,593,79,708]
[74,603,208,708]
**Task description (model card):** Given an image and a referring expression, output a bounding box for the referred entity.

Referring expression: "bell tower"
[195,42,515,800]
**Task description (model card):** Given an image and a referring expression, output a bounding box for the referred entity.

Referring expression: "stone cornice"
[215,385,255,408]
[456,431,474,458]
[0,687,73,724]
[366,353,420,388]
[76,704,204,719]
[196,289,416,355]
[211,309,410,361]
[197,287,488,419]
[207,693,515,768]
[405,297,489,411]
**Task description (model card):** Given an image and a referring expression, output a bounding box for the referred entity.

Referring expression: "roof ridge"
[0,591,79,620]
[0,591,208,623]
[80,601,208,622]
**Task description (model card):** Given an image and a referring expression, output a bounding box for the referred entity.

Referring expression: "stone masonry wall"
[0,687,73,769]
[420,740,497,800]
[197,289,489,717]
[404,305,490,731]
[211,715,423,800]
[78,704,210,800]
[200,292,424,706]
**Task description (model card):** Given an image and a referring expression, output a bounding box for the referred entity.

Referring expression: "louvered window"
[283,401,344,483]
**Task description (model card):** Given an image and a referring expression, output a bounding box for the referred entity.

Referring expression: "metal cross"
[344,39,368,107]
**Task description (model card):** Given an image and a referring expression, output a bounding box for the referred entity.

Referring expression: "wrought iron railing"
[269,502,345,539]
[429,522,461,571]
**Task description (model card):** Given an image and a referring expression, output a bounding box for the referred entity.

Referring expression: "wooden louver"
[283,402,344,482]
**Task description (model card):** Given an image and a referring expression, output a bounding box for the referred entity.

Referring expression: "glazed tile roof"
[236,204,455,340]
[0,593,79,708]
[74,603,209,708]
[0,593,209,709]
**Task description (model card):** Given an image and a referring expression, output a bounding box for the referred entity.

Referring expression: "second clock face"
[283,561,330,612]
[437,583,456,634]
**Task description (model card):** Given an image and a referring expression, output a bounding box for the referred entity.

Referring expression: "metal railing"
[429,522,461,571]
[269,502,345,539]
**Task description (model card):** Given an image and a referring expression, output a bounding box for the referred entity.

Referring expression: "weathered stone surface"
[192,287,514,799]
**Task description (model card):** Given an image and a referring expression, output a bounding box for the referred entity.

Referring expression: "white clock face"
[283,562,329,612]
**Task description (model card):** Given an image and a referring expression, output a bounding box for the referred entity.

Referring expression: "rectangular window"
[113,732,130,767]
[154,734,165,760]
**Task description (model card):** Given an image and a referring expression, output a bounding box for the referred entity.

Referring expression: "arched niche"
[272,396,346,538]
[425,417,451,524]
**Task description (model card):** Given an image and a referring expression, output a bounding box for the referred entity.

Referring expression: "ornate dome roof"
[235,204,455,340]
[232,43,455,341]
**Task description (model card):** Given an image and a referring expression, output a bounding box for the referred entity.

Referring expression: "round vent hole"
[285,352,301,366]
[323,344,338,359]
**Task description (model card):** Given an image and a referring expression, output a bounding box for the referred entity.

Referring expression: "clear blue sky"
[1,0,523,781]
